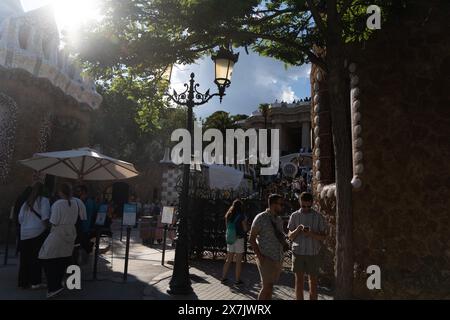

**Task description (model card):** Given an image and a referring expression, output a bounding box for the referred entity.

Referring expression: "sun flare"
[49,0,102,32]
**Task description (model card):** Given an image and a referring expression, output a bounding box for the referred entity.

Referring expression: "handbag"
[270,218,290,252]
[30,205,50,237]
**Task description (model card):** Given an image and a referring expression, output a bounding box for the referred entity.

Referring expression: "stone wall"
[350,0,450,299]
[309,64,337,289]
[131,162,164,203]
[0,67,92,236]
[310,0,450,299]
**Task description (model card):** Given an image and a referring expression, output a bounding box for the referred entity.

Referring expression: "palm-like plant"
[258,103,271,129]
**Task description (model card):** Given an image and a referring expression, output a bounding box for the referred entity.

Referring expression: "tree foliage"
[92,81,186,167]
[74,0,405,72]
[203,111,235,133]
[258,103,271,128]
[71,0,405,129]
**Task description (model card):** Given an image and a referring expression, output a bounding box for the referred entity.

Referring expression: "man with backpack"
[249,194,287,300]
[221,199,248,285]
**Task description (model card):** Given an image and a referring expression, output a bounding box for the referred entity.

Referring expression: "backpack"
[225,214,240,245]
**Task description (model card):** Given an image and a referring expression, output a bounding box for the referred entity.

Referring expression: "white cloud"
[168,49,313,119]
[279,86,299,102]
[125,45,312,118]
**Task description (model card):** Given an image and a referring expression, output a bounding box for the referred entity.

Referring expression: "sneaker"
[31,284,47,290]
[46,287,64,299]
[220,278,229,284]
[235,280,244,286]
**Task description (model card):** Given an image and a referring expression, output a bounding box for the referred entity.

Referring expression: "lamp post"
[164,47,239,295]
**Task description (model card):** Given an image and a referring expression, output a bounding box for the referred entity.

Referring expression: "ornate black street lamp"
[164,47,239,295]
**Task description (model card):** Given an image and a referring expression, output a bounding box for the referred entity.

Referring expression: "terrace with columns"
[237,99,312,156]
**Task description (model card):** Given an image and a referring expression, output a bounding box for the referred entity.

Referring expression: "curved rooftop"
[0,0,23,22]
[0,4,102,109]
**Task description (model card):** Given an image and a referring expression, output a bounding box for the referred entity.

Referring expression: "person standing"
[74,185,96,264]
[288,192,327,300]
[152,201,161,216]
[249,194,287,300]
[13,185,32,256]
[18,182,50,289]
[39,183,86,298]
[135,197,143,221]
[221,199,248,285]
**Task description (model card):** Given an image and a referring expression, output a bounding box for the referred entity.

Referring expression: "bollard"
[123,227,131,281]
[93,229,100,280]
[161,225,168,265]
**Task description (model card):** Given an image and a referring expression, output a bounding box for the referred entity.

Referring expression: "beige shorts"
[227,238,245,254]
[292,254,320,276]
[256,257,282,285]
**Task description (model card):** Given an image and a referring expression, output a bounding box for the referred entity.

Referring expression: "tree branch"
[231,30,327,71]
[339,0,353,15]
[306,0,327,35]
[247,8,297,26]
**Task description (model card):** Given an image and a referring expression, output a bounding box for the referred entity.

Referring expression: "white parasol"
[19,147,139,181]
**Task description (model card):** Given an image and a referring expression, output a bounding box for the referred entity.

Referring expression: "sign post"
[122,203,137,281]
[162,225,168,266]
[93,204,108,280]
[124,227,131,281]
[161,206,175,266]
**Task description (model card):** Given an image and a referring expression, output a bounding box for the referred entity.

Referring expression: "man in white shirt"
[288,192,327,300]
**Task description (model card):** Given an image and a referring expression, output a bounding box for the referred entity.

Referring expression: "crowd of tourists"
[14,182,114,298]
[14,177,326,301]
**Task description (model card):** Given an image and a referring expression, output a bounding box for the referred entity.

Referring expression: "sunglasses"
[301,205,312,209]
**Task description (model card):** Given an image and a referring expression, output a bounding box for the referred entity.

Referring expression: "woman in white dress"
[18,182,50,289]
[39,183,82,298]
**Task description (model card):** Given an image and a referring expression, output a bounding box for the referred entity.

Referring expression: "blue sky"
[170,51,311,120]
[21,0,311,119]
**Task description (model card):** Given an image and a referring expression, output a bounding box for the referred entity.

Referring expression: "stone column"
[0,93,17,185]
[275,123,285,155]
[38,114,53,152]
[301,121,311,150]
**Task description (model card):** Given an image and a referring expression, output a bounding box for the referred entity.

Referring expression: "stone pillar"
[275,124,285,155]
[0,93,17,185]
[301,121,311,150]
[160,165,182,206]
[38,114,53,152]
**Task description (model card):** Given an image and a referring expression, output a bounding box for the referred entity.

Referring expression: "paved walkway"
[0,220,174,300]
[1,219,333,300]
[144,259,333,300]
